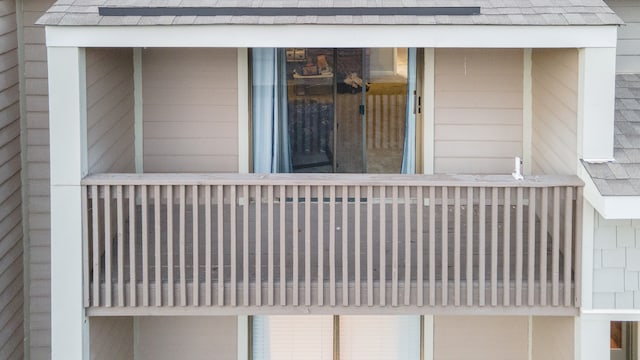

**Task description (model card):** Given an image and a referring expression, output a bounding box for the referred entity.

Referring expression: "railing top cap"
[81,173,584,188]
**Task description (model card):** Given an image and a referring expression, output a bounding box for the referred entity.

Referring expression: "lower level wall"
[136,316,237,360]
[90,317,134,360]
[433,316,529,360]
[532,317,574,360]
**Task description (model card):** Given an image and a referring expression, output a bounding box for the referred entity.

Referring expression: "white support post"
[48,45,87,360]
[422,48,435,175]
[422,315,434,360]
[578,47,617,162]
[133,48,143,173]
[575,316,610,360]
[237,48,250,173]
[581,200,595,310]
[522,49,532,175]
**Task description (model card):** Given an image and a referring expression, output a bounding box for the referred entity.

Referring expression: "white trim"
[423,315,434,360]
[582,310,640,321]
[48,46,87,360]
[579,165,640,219]
[422,48,435,175]
[575,317,610,360]
[237,316,249,360]
[581,200,595,310]
[237,48,250,174]
[577,47,617,161]
[522,49,532,176]
[45,25,618,48]
[133,48,143,173]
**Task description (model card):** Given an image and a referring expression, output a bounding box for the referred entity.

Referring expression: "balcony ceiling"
[38,0,622,27]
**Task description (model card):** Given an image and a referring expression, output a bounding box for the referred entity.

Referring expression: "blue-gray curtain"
[252,48,292,173]
[401,48,418,174]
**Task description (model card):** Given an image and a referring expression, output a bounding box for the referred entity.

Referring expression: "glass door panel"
[282,48,414,174]
[335,48,365,173]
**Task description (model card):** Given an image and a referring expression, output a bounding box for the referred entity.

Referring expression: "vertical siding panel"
[466,187,473,306]
[429,186,436,306]
[515,187,524,306]
[416,186,424,307]
[292,186,299,306]
[92,185,100,307]
[552,187,560,306]
[155,186,162,306]
[391,186,399,307]
[129,185,136,306]
[329,186,336,306]
[205,186,212,306]
[179,185,186,306]
[354,186,361,306]
[304,185,311,306]
[540,187,548,306]
[267,186,274,306]
[454,187,461,306]
[167,186,174,307]
[116,186,124,307]
[404,186,411,306]
[527,188,536,306]
[491,187,498,306]
[479,187,486,306]
[141,186,149,306]
[563,187,573,306]
[441,186,448,306]
[367,186,374,306]
[104,186,112,307]
[192,185,199,306]
[380,186,387,306]
[279,185,286,306]
[243,185,250,306]
[318,186,324,306]
[217,185,224,306]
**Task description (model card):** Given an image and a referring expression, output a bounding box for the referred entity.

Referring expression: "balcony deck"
[82,173,583,315]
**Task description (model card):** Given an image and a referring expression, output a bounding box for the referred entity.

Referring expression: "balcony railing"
[82,173,583,314]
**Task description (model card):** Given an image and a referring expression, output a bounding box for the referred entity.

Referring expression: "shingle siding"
[593,215,640,310]
[0,1,23,359]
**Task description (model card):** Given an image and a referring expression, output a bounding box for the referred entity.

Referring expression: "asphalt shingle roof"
[583,74,640,196]
[38,0,622,26]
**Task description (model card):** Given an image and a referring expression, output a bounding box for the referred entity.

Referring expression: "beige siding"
[86,48,135,174]
[531,49,578,175]
[90,317,133,360]
[434,48,523,174]
[606,0,640,73]
[0,2,23,359]
[532,317,574,360]
[142,48,238,172]
[136,316,237,360]
[22,0,56,357]
[433,316,529,360]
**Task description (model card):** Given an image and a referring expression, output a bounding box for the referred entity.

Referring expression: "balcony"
[81,173,583,315]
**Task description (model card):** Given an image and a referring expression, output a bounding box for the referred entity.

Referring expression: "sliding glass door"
[253,48,417,174]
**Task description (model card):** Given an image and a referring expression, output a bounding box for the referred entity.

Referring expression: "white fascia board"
[581,309,640,321]
[45,24,618,48]
[579,165,640,219]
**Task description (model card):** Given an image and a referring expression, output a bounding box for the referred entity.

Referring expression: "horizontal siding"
[86,48,135,174]
[434,48,523,174]
[434,316,529,360]
[0,2,23,359]
[22,0,56,358]
[90,317,133,360]
[136,317,237,360]
[142,48,238,172]
[531,49,578,175]
[606,0,640,73]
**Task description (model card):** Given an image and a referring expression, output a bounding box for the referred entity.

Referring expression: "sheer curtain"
[401,48,418,174]
[252,48,292,173]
